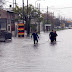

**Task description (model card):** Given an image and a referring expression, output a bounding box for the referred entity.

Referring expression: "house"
[0,8,15,36]
[0,8,7,30]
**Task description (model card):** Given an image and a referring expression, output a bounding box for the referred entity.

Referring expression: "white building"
[45,24,51,31]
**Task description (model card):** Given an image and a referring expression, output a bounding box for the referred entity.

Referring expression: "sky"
[5,0,72,20]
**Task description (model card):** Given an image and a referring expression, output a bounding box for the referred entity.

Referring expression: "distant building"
[45,24,51,31]
[30,19,39,32]
[60,23,65,28]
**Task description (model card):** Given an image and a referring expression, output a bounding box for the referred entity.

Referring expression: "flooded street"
[0,29,72,72]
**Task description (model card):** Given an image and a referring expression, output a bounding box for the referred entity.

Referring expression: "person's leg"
[37,39,38,43]
[34,39,35,44]
[55,37,56,41]
[51,39,53,42]
[51,38,54,42]
[50,37,52,42]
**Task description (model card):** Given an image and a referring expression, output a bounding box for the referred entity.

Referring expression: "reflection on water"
[50,41,57,46]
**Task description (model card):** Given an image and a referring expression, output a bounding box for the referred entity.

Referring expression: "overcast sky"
[5,0,72,20]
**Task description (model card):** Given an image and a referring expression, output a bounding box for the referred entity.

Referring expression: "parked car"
[0,30,12,42]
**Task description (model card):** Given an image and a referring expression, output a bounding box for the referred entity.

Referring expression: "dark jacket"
[49,32,54,39]
[31,33,39,40]
[54,33,57,38]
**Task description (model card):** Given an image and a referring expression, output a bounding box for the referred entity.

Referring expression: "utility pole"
[27,0,28,19]
[53,12,55,28]
[39,3,40,33]
[15,0,16,8]
[27,0,30,36]
[47,6,48,24]
[13,0,14,9]
[23,0,24,24]
[37,3,38,9]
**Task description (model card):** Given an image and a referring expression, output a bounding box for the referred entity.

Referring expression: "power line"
[4,4,9,7]
[3,0,72,9]
[40,6,72,10]
[54,7,72,9]
[3,0,13,3]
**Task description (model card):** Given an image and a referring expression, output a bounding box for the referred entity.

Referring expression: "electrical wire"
[4,0,13,3]
[40,6,72,10]
[3,0,72,10]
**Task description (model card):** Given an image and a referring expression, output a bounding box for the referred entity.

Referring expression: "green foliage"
[13,4,43,22]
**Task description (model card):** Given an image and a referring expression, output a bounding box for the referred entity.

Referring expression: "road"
[0,29,72,72]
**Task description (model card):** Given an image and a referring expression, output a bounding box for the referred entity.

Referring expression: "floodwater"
[0,29,72,72]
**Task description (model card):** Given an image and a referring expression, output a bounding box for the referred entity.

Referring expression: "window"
[8,26,10,31]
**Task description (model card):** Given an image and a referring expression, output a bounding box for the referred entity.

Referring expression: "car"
[0,30,12,42]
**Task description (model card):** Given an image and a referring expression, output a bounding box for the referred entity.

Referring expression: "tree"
[13,4,43,22]
[13,4,43,32]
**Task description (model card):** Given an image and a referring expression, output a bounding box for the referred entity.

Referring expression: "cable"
[40,6,72,10]
[4,0,72,10]
[2,0,72,9]
[4,0,13,3]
